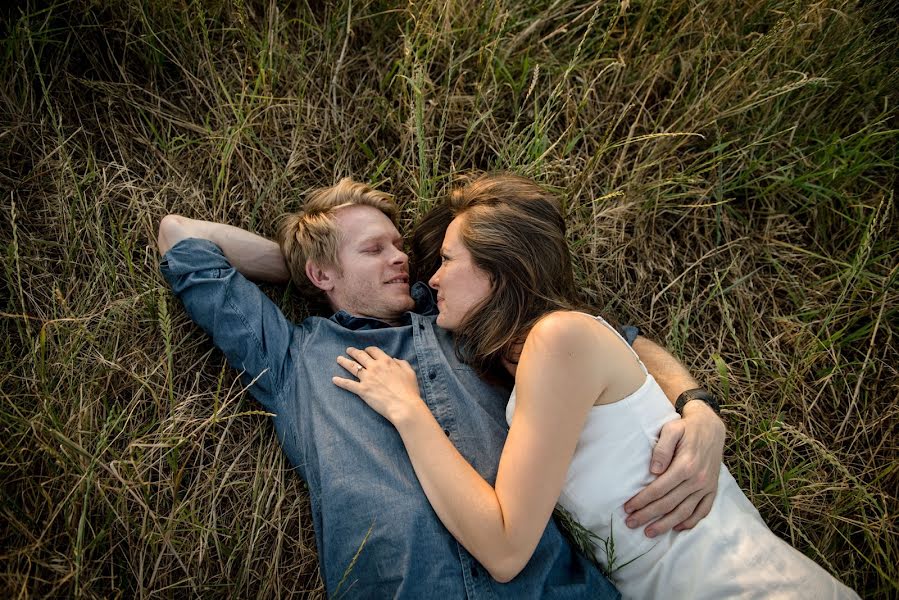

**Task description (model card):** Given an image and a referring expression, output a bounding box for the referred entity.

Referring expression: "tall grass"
[1,0,896,597]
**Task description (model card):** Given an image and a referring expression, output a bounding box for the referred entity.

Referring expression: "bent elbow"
[158,214,186,256]
[485,554,528,584]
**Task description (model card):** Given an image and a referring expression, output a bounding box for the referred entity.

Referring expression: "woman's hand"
[333,346,426,424]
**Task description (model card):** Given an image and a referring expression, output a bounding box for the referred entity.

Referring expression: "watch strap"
[675,388,720,416]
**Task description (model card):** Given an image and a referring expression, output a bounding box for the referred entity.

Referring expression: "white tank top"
[505,314,858,599]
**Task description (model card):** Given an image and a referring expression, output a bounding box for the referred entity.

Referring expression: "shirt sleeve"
[159,238,295,413]
[617,325,640,346]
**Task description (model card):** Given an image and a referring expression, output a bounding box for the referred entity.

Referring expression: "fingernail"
[626,518,636,528]
[651,461,662,473]
[646,529,656,538]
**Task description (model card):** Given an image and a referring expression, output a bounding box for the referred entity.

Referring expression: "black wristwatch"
[675,388,720,416]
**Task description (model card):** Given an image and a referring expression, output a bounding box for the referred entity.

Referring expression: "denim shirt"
[161,238,621,599]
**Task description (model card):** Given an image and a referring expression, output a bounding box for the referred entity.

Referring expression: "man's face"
[323,205,414,324]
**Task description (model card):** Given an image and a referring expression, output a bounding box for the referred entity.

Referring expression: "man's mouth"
[385,275,409,285]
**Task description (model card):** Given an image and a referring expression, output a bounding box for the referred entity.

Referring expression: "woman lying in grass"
[333,173,858,598]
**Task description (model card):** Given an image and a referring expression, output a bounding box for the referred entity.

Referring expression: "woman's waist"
[561,464,754,575]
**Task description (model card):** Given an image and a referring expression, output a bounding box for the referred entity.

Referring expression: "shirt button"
[444,429,450,437]
[428,370,436,380]
[418,322,425,330]
[471,564,478,578]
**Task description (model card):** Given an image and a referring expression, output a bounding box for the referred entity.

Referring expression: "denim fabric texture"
[161,238,622,599]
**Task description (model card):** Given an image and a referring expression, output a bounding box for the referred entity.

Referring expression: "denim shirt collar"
[329,282,438,330]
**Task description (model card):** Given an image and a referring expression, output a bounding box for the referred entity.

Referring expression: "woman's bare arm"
[334,312,616,582]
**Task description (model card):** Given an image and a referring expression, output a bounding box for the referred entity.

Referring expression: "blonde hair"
[277,178,397,304]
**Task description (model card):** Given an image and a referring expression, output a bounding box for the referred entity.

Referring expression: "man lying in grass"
[156,177,725,597]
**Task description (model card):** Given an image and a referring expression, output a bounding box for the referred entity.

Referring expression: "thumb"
[651,420,683,474]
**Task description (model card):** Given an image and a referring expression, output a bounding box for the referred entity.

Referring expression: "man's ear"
[305,259,337,292]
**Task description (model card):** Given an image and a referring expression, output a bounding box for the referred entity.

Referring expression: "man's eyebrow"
[356,234,401,247]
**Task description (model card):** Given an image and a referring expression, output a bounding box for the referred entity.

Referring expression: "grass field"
[1,0,896,597]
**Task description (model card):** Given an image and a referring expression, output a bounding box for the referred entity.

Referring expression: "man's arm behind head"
[157,215,289,284]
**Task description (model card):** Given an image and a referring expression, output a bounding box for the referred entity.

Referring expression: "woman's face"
[429,215,492,331]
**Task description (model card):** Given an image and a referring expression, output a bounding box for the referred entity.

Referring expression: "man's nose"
[390,246,408,265]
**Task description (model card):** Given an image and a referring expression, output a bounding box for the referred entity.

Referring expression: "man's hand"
[623,401,726,537]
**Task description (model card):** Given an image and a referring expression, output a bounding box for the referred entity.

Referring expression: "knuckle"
[651,516,674,533]
[654,447,673,460]
[641,490,660,505]
[680,458,697,475]
[661,497,680,514]
[680,499,698,517]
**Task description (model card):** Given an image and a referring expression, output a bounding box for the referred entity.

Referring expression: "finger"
[643,489,704,538]
[650,420,684,475]
[674,492,715,532]
[332,376,363,394]
[346,347,374,367]
[625,462,686,514]
[364,346,391,360]
[336,356,364,377]
[625,477,692,527]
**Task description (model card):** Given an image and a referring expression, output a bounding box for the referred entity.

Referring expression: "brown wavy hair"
[410,201,454,284]
[439,173,587,374]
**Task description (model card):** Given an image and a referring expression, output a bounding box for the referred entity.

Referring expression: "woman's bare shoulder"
[524,311,613,359]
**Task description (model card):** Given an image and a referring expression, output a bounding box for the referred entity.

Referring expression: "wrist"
[681,398,717,418]
[390,398,430,430]
[675,388,720,417]
[681,399,726,433]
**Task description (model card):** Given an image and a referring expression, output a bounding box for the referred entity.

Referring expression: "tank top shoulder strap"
[571,311,648,376]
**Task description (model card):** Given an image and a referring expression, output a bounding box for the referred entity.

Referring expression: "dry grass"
[1,0,896,597]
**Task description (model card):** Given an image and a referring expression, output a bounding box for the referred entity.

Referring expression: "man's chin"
[386,297,415,318]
